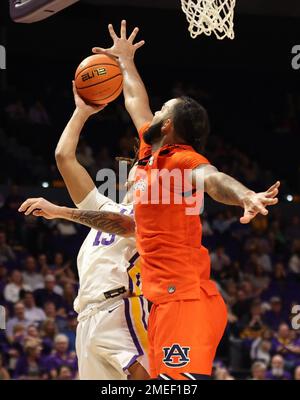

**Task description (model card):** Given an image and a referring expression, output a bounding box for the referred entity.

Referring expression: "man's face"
[44,302,56,316]
[12,270,22,284]
[278,324,289,339]
[15,303,25,318]
[143,98,179,145]
[60,367,72,380]
[253,366,266,380]
[24,293,34,307]
[45,280,55,291]
[56,338,68,353]
[272,356,284,369]
[25,257,36,272]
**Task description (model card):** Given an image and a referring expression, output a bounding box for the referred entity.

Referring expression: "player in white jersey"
[19,83,149,380]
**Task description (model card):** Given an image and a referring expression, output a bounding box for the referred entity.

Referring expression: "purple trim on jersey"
[128,274,133,293]
[127,252,139,293]
[128,252,139,265]
[139,296,148,330]
[123,354,139,372]
[124,298,143,356]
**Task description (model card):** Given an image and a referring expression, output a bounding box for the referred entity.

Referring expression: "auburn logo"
[162,343,191,367]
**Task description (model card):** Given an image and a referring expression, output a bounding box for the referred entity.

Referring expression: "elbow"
[55,148,74,165]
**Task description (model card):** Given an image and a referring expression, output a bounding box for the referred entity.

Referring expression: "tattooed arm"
[191,165,280,224]
[18,198,135,238]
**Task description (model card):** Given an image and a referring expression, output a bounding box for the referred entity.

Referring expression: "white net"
[181,0,236,40]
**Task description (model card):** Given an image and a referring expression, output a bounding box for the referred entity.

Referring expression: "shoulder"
[170,148,210,169]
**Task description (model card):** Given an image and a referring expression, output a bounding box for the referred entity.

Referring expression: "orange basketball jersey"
[134,123,213,305]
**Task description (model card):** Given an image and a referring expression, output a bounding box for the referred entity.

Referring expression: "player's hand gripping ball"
[75,54,123,105]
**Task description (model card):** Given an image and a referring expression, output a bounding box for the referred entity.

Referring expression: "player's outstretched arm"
[92,20,153,131]
[18,198,135,238]
[192,165,280,224]
[55,82,107,205]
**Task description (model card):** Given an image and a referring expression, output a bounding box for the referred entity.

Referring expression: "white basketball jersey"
[73,188,142,314]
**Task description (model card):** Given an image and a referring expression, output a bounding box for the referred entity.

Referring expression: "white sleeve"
[75,187,110,211]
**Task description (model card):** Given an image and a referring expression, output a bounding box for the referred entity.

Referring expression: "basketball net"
[181,0,236,40]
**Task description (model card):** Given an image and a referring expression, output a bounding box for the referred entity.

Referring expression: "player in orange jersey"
[91,20,280,380]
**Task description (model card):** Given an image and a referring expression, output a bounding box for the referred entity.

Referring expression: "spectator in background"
[250,361,267,380]
[232,289,252,320]
[285,216,300,243]
[289,239,300,276]
[272,324,300,369]
[0,353,10,380]
[37,254,50,276]
[0,265,8,300]
[63,312,77,352]
[0,231,16,265]
[214,366,235,380]
[249,263,270,295]
[202,214,213,237]
[6,302,31,340]
[250,329,273,366]
[256,243,272,274]
[34,275,63,309]
[4,270,31,304]
[26,325,40,341]
[13,338,46,380]
[45,334,77,379]
[57,365,73,380]
[40,318,58,357]
[60,283,76,314]
[240,300,268,340]
[294,365,300,380]
[28,100,51,125]
[22,291,46,324]
[22,256,44,291]
[266,354,291,380]
[210,245,231,278]
[264,297,288,331]
[43,301,67,332]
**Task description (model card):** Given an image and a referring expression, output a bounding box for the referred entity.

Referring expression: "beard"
[143,120,163,145]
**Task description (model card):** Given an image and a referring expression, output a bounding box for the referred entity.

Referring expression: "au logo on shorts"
[162,343,191,367]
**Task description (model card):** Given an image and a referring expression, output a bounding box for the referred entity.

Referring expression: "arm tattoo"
[68,209,135,236]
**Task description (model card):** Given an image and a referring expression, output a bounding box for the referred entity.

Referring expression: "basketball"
[74,54,123,105]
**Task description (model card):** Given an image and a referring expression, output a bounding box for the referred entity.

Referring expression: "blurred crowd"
[0,81,300,380]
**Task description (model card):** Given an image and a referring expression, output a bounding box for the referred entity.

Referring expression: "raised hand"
[72,81,107,117]
[240,181,280,224]
[92,19,145,61]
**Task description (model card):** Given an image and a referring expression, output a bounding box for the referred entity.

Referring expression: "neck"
[152,134,187,153]
[151,136,165,152]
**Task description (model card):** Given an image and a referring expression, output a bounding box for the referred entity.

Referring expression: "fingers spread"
[108,23,118,40]
[120,19,127,39]
[92,47,108,54]
[128,27,139,43]
[262,197,278,206]
[134,40,145,50]
[266,181,280,193]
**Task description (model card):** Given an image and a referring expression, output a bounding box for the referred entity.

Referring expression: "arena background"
[0,0,300,380]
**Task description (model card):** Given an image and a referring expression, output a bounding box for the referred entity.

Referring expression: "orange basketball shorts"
[148,287,227,380]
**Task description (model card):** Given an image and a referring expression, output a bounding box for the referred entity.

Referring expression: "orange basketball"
[75,54,123,105]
